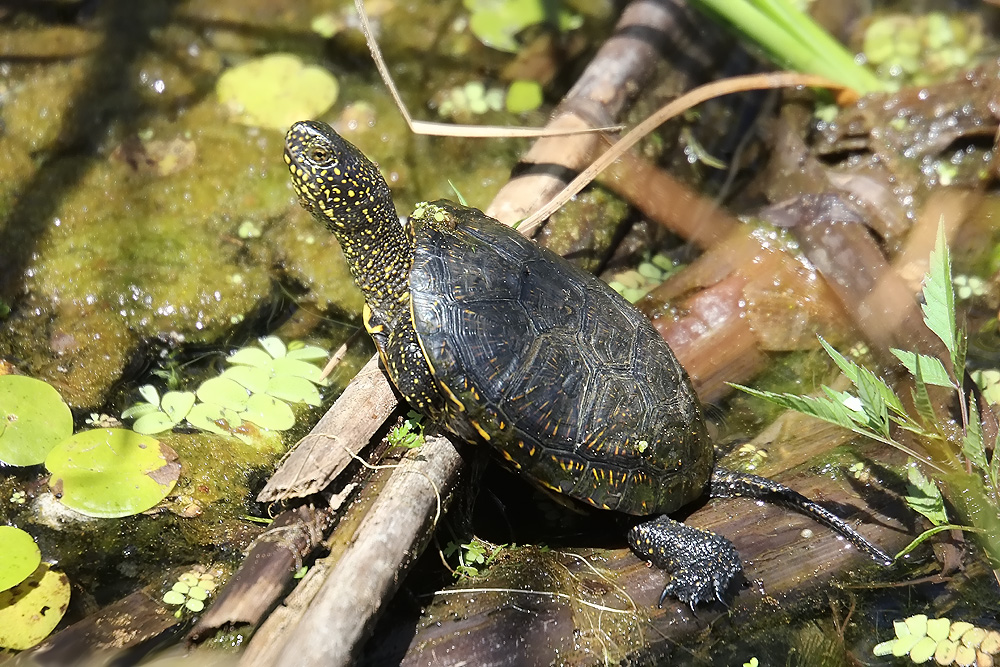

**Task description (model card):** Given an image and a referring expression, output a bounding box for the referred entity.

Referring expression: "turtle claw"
[628,515,742,609]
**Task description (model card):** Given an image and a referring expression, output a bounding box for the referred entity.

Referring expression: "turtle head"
[284,120,397,233]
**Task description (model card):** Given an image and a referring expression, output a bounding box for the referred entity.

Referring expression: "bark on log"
[239,436,464,667]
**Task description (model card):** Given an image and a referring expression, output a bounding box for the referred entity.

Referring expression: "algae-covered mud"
[2,0,1000,665]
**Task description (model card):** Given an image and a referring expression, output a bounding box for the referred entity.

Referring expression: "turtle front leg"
[627,515,742,609]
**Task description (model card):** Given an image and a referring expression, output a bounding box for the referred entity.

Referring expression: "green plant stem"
[689,0,883,95]
[942,470,1000,568]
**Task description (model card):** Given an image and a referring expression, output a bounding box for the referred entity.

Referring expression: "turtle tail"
[709,466,893,566]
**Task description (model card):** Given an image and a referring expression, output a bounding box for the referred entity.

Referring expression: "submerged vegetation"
[738,227,1000,568]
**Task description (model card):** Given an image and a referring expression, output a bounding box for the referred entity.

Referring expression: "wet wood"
[187,504,337,642]
[240,436,465,667]
[257,355,398,502]
[486,0,729,229]
[367,442,913,666]
[19,574,182,666]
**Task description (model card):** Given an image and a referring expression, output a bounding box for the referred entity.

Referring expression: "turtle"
[283,119,892,607]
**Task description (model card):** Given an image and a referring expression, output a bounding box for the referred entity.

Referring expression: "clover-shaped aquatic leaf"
[259,335,287,359]
[227,347,273,368]
[197,377,250,411]
[265,376,321,406]
[239,394,295,431]
[222,365,271,394]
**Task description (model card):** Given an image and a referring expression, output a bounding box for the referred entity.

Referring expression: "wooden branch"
[240,436,464,667]
[257,355,398,502]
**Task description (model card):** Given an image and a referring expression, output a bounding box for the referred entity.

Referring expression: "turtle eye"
[308,143,333,165]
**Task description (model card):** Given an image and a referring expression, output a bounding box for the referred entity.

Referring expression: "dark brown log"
[240,436,464,667]
[371,440,912,666]
[187,504,336,642]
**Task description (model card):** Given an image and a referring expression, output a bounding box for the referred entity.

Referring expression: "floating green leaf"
[0,564,70,650]
[239,393,295,431]
[186,402,230,435]
[506,79,543,113]
[197,376,250,411]
[227,347,273,368]
[268,357,323,383]
[0,527,41,592]
[121,401,161,420]
[285,345,329,361]
[216,53,339,131]
[161,391,196,423]
[0,375,73,466]
[464,0,582,52]
[45,429,180,518]
[259,335,287,359]
[132,410,178,435]
[264,375,321,406]
[223,365,271,394]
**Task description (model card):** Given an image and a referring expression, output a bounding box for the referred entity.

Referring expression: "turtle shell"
[409,201,711,516]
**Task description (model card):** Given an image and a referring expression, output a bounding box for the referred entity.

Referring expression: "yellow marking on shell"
[437,381,465,411]
[470,420,491,441]
[498,449,521,469]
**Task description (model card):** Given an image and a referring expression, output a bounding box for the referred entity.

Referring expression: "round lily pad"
[45,429,180,518]
[0,563,71,650]
[216,53,339,131]
[0,375,73,466]
[0,527,41,592]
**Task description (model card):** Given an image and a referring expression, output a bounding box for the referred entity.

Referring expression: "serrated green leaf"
[856,369,890,438]
[160,391,196,423]
[264,375,322,406]
[921,223,959,372]
[227,347,273,368]
[138,384,160,406]
[222,365,271,394]
[196,377,250,411]
[963,395,988,473]
[909,356,938,427]
[267,357,322,383]
[817,336,860,384]
[904,464,948,526]
[259,336,287,359]
[121,402,160,420]
[239,393,295,431]
[734,384,870,434]
[186,402,230,435]
[891,349,954,387]
[285,346,329,361]
[132,411,178,435]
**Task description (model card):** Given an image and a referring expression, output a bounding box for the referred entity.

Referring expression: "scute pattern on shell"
[409,201,712,516]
